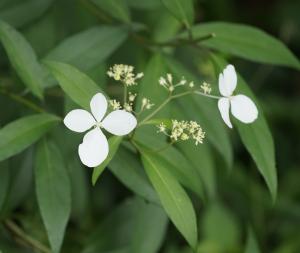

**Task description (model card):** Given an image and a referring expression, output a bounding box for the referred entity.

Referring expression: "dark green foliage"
[0,0,299,252]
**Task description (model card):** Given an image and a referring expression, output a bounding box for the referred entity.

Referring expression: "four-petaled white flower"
[64,93,137,167]
[218,65,258,128]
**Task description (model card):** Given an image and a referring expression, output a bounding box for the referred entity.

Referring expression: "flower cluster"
[107,64,143,86]
[123,92,137,112]
[158,120,205,145]
[141,98,154,110]
[159,73,192,92]
[62,63,258,169]
[108,92,153,114]
[200,82,212,94]
[109,99,121,110]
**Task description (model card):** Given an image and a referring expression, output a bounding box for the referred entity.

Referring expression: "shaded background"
[0,0,299,252]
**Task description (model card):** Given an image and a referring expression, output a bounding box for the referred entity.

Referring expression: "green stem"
[123,85,127,103]
[139,96,171,125]
[4,219,51,253]
[194,91,221,99]
[139,90,196,126]
[139,90,198,126]
[130,139,140,152]
[130,32,216,49]
[0,88,45,113]
[171,90,193,99]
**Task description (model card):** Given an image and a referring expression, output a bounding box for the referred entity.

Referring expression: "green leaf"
[140,149,198,249]
[68,157,89,220]
[159,146,204,199]
[141,118,172,128]
[0,161,10,213]
[0,20,45,98]
[165,56,233,168]
[172,103,216,199]
[201,202,240,250]
[126,0,161,10]
[92,136,122,185]
[6,149,33,211]
[92,0,131,23]
[245,228,261,253]
[188,22,300,70]
[83,197,167,253]
[177,141,216,200]
[45,61,102,110]
[0,113,60,162]
[153,10,181,43]
[0,0,54,28]
[211,54,278,201]
[161,0,194,28]
[44,26,128,71]
[128,199,168,253]
[134,131,204,199]
[109,146,159,204]
[137,54,169,119]
[35,138,71,253]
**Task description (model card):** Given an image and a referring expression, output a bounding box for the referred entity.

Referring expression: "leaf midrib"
[143,154,191,240]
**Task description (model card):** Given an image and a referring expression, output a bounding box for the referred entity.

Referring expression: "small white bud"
[159,77,167,86]
[169,86,174,92]
[167,73,173,83]
[136,72,144,79]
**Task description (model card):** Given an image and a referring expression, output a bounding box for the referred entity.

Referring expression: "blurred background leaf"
[0,0,299,252]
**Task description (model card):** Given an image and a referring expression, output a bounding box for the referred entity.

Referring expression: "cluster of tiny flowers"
[200,82,212,94]
[123,92,137,112]
[158,120,205,145]
[109,99,122,110]
[159,73,193,92]
[157,123,167,134]
[141,98,154,110]
[107,64,144,86]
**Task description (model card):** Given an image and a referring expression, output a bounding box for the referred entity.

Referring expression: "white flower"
[64,93,137,167]
[217,65,258,128]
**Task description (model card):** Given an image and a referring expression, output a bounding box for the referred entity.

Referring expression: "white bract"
[217,65,258,128]
[64,93,137,167]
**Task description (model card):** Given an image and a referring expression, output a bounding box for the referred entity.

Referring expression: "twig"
[139,96,172,125]
[139,89,217,126]
[3,219,51,253]
[130,32,216,49]
[0,88,45,113]
[194,91,221,99]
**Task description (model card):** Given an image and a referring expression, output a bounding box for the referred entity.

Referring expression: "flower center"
[95,121,103,128]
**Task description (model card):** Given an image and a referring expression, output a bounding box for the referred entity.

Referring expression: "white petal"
[231,95,258,124]
[218,98,232,128]
[64,109,95,133]
[218,64,237,97]
[90,93,107,122]
[78,128,109,167]
[102,110,137,136]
